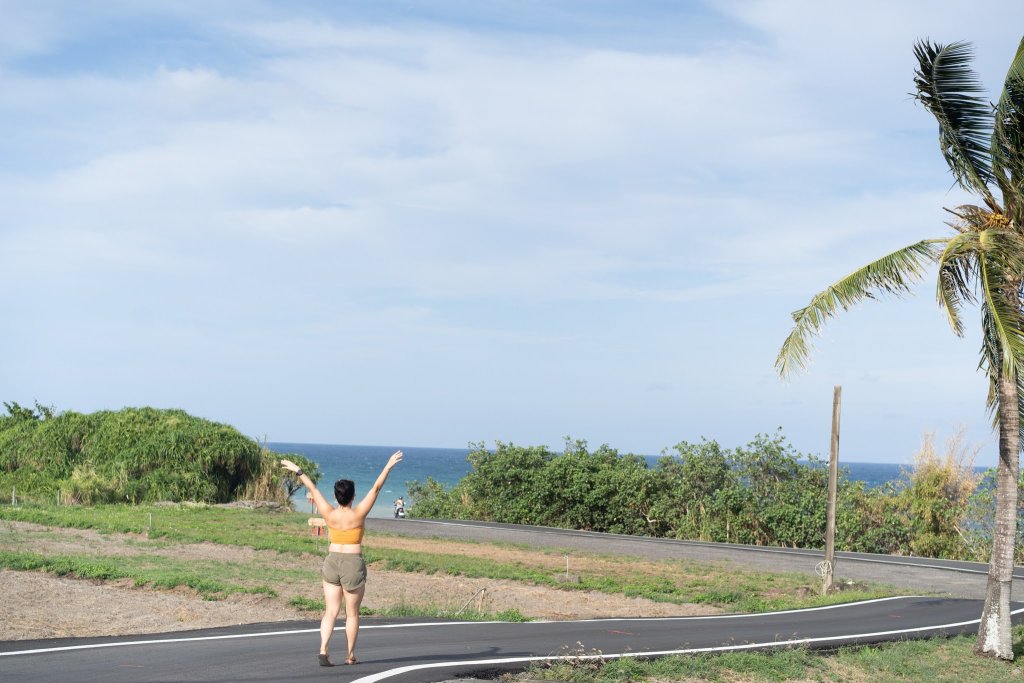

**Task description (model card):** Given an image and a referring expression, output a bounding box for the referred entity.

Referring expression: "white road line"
[0,596,959,658]
[350,606,1024,683]
[0,621,499,657]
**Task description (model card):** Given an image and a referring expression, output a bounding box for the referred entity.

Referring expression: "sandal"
[345,656,358,665]
[318,654,335,667]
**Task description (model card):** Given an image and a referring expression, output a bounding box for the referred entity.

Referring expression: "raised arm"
[354,451,403,517]
[280,459,334,517]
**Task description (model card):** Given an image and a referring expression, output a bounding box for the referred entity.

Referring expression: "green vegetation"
[0,503,893,613]
[2,398,1001,568]
[363,545,888,613]
[525,626,1024,682]
[0,402,318,504]
[286,595,528,622]
[286,595,324,611]
[0,502,328,552]
[409,430,1002,562]
[0,549,278,600]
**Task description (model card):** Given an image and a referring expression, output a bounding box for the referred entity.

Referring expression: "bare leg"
[320,580,343,658]
[343,584,365,663]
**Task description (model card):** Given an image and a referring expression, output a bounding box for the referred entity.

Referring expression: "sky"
[2,1,1024,466]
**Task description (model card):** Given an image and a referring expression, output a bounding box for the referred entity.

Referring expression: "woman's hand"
[280,459,301,473]
[386,451,403,469]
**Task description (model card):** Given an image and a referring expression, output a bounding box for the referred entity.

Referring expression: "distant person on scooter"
[281,450,403,667]
[393,496,405,518]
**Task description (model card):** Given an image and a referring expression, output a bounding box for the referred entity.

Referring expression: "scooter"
[394,503,406,519]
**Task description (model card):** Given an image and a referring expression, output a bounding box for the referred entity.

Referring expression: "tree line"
[408,431,1014,563]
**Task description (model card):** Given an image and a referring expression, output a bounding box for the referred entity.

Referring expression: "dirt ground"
[0,521,719,641]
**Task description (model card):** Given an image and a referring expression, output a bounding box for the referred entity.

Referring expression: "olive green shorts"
[322,553,367,591]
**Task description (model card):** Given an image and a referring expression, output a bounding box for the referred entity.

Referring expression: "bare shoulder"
[322,507,345,526]
[327,507,362,529]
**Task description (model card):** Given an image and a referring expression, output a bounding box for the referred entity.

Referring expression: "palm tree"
[776,36,1024,660]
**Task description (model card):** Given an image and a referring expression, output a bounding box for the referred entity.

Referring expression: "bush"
[409,428,1004,562]
[901,430,981,559]
[409,439,662,535]
[0,402,312,505]
[410,432,829,545]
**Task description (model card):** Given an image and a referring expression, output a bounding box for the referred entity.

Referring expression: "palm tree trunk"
[975,372,1021,659]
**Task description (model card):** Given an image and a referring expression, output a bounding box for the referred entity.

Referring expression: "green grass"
[0,502,894,612]
[364,545,889,613]
[0,550,278,600]
[285,595,528,622]
[534,647,818,682]
[0,503,315,552]
[286,595,325,611]
[525,628,1024,682]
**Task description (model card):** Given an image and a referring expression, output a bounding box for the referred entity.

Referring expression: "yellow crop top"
[328,526,365,544]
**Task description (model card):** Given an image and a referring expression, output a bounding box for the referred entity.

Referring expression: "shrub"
[0,403,309,505]
[900,430,981,559]
[409,428,1002,562]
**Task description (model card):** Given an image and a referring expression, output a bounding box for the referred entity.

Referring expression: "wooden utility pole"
[822,385,841,594]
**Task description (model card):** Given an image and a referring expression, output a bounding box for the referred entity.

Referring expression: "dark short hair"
[334,479,355,506]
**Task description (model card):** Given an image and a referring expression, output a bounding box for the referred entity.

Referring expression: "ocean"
[268,442,956,519]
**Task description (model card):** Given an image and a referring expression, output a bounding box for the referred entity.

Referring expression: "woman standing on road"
[281,450,403,666]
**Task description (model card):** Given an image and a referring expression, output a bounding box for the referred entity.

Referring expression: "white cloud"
[1,2,1020,459]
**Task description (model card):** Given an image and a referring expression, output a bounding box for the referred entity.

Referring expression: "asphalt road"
[368,518,1024,599]
[4,597,1023,682]
[4,519,1024,682]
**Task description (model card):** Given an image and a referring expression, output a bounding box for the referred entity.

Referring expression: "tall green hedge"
[408,431,1008,561]
[408,433,833,543]
[0,402,306,504]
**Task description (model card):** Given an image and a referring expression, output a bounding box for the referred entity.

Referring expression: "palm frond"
[936,232,980,336]
[978,306,1024,442]
[977,245,1024,379]
[976,229,1024,292]
[980,305,1000,405]
[944,203,1010,231]
[776,239,944,378]
[992,36,1024,223]
[913,40,997,206]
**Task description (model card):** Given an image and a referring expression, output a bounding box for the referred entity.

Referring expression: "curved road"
[3,519,1023,682]
[368,518,1024,598]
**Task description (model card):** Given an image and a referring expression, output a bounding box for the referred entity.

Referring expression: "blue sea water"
[268,442,958,519]
[269,442,470,518]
